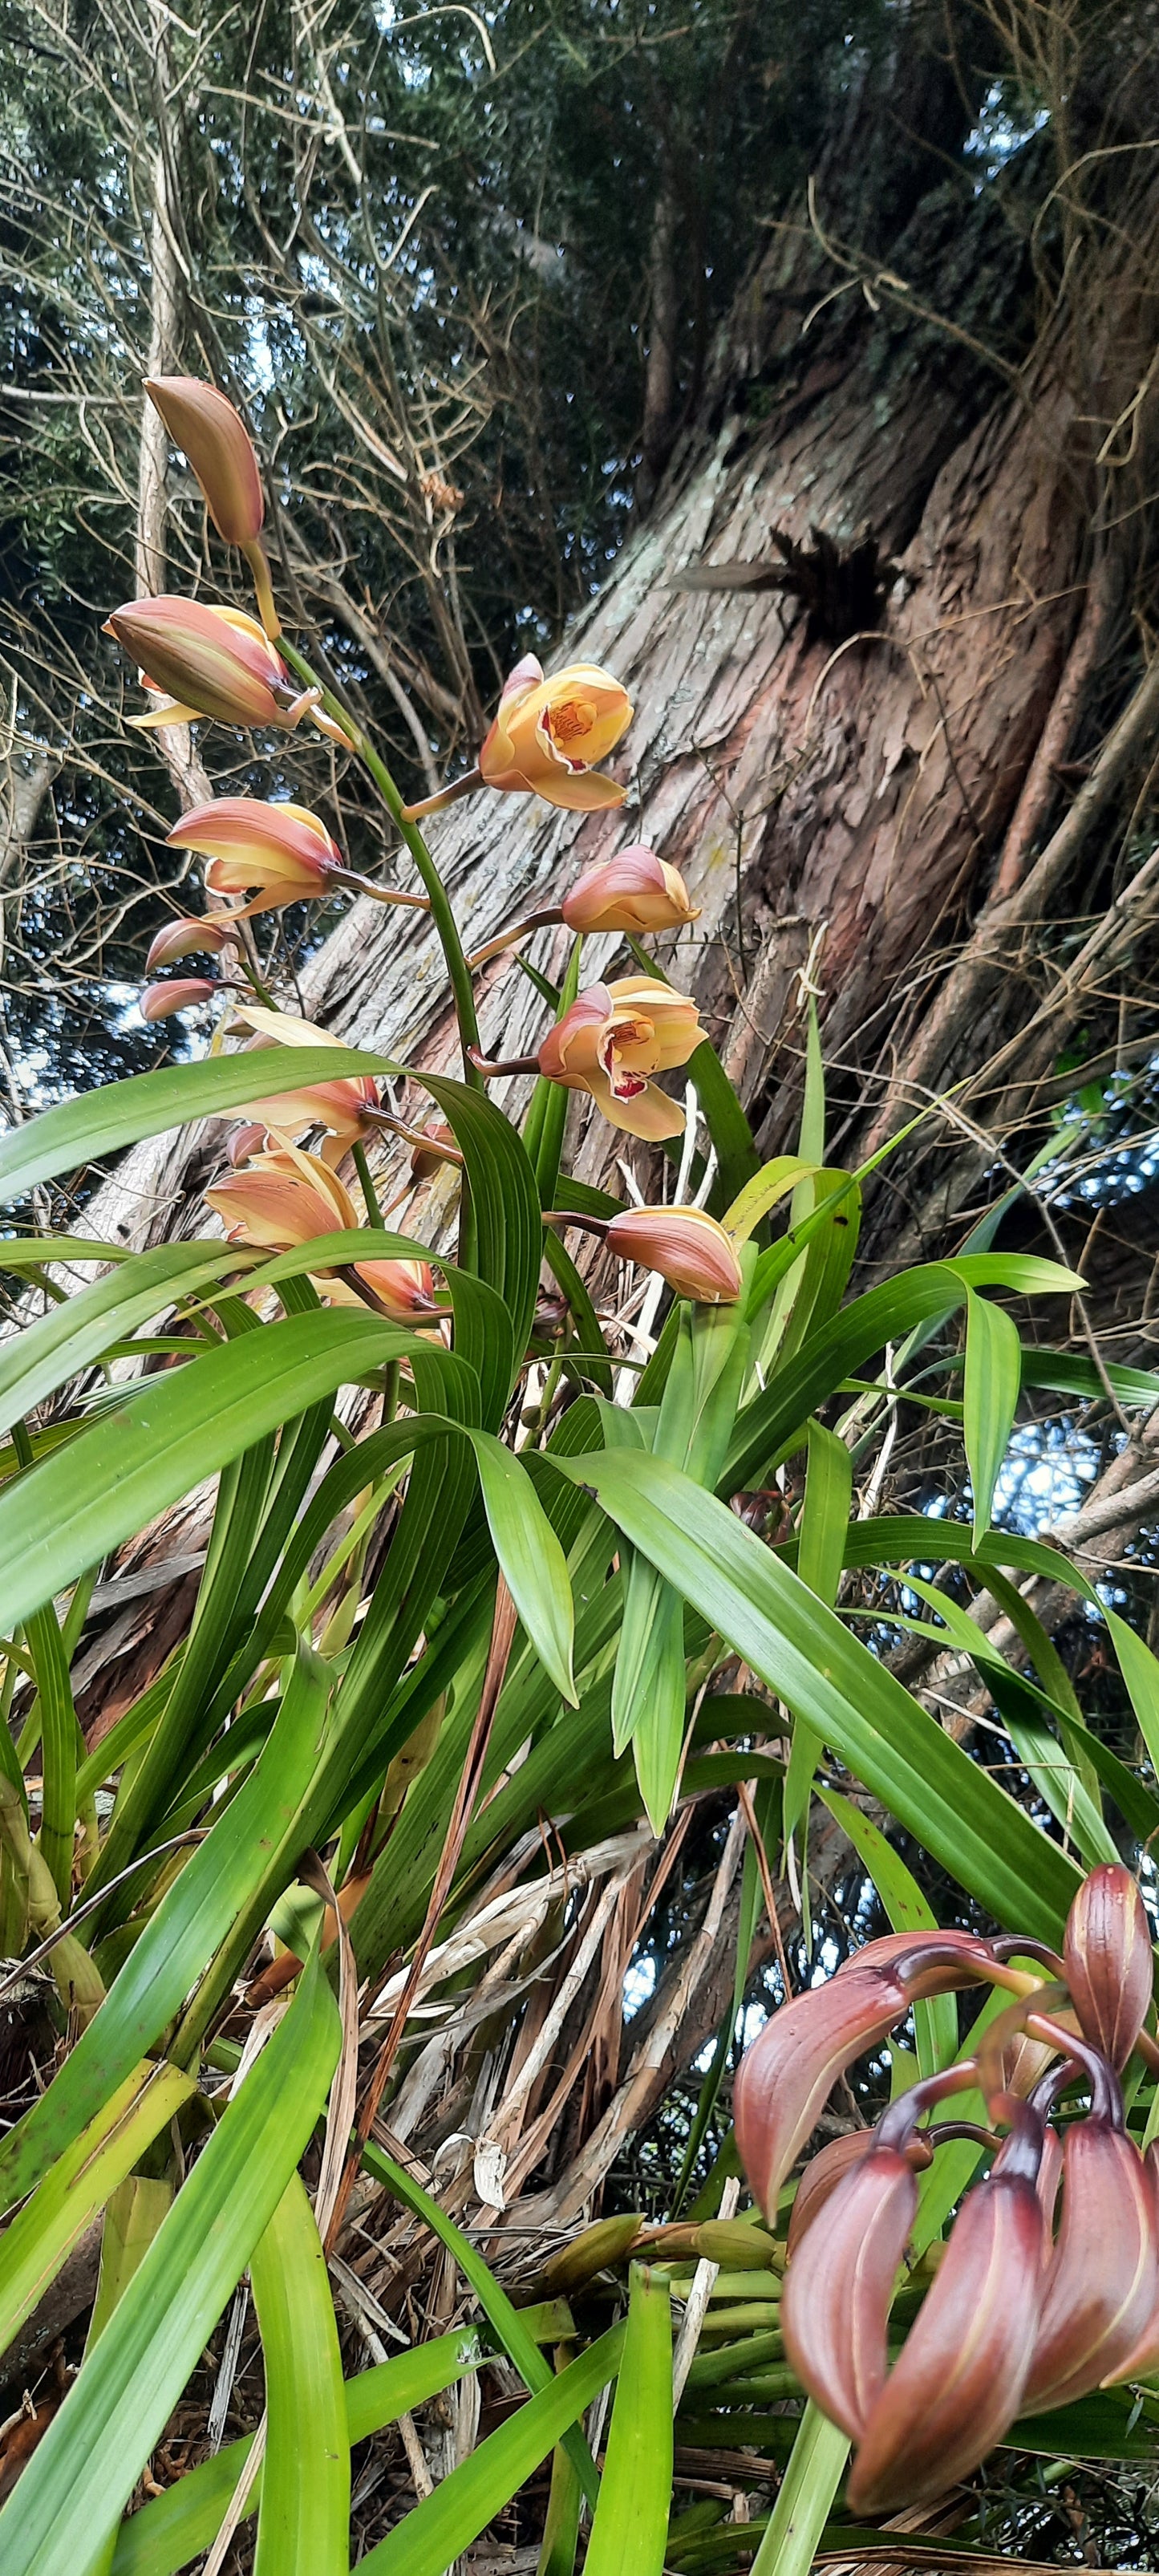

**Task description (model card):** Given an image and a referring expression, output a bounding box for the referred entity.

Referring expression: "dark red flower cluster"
[734,1865,1159,2512]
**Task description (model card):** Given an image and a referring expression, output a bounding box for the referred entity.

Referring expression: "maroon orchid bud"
[1064,1864,1153,2072]
[787,2131,876,2257]
[1036,2122,1064,2232]
[1022,2113,1159,2412]
[846,2103,1048,2516]
[1104,2140,1159,2383]
[783,2145,918,2440]
[735,1932,998,2221]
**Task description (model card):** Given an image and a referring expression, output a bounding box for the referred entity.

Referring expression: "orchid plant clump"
[5,362,1159,2576]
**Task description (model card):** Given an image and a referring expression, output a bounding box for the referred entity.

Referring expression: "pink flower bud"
[480,659,632,812]
[105,598,298,732]
[228,1123,269,1166]
[145,376,265,546]
[145,916,233,972]
[786,2129,876,2258]
[604,1205,743,1304]
[140,978,217,1020]
[561,846,699,935]
[1064,1864,1153,2071]
[735,1932,999,2221]
[845,2119,1048,2514]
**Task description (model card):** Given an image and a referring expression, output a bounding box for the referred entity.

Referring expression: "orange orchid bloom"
[537,976,703,1138]
[206,1144,436,1321]
[479,655,633,812]
[223,1005,379,1166]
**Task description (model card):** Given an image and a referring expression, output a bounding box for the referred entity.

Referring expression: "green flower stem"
[351,1140,383,1229]
[277,635,482,1087]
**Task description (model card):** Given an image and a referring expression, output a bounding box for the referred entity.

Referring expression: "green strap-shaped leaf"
[749,2400,849,2576]
[108,2330,486,2576]
[0,2061,194,2363]
[250,2174,349,2576]
[584,2266,672,2576]
[962,1288,1023,1548]
[782,1417,853,1853]
[0,1952,339,2576]
[0,1046,397,1208]
[0,1308,463,1636]
[422,1073,544,1377]
[0,1242,249,1435]
[834,1513,1159,1788]
[0,1642,332,2217]
[471,1430,577,1703]
[726,1256,1080,1491]
[362,2139,600,2505]
[358,2326,625,2576]
[553,1449,1081,1939]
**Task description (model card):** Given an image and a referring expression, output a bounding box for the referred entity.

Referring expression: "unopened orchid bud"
[105,598,306,732]
[228,1122,269,1166]
[784,2144,918,2440]
[145,377,265,546]
[140,977,217,1020]
[145,915,233,972]
[691,2219,780,2270]
[479,657,633,812]
[1064,1864,1153,2071]
[734,1932,998,2220]
[845,2110,1048,2515]
[166,799,344,916]
[1023,2115,1159,2412]
[1105,2140,1159,2383]
[786,2130,876,2257]
[605,1205,743,1304]
[537,976,703,1140]
[561,846,699,935]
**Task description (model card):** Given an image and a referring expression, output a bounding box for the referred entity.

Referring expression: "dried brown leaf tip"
[736,1868,1159,2512]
